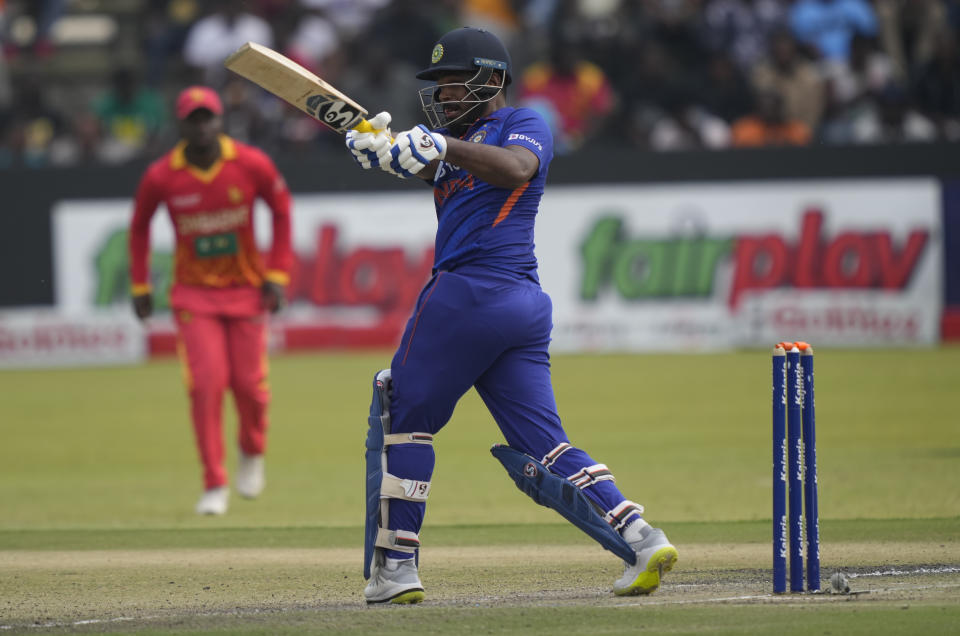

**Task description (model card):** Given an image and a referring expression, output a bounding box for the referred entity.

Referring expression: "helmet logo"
[431,44,444,64]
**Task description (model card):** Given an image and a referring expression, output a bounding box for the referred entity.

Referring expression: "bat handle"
[352,119,376,133]
[350,118,394,142]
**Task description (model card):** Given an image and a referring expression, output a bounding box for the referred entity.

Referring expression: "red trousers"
[172,285,270,489]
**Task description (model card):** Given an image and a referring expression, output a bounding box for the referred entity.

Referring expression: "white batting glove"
[345,111,393,170]
[389,125,447,177]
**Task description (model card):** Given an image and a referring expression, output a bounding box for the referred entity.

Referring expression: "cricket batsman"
[129,86,293,515]
[345,27,678,603]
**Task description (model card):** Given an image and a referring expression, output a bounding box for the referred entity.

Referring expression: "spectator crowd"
[2,0,960,167]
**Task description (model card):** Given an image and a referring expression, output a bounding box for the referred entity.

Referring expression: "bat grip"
[350,118,394,142]
[352,119,376,133]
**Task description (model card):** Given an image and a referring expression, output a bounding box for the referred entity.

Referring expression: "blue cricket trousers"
[384,268,630,555]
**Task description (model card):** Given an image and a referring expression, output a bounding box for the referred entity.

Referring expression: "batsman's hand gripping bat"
[224,41,377,134]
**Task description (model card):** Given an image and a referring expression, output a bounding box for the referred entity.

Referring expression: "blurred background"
[1,0,959,366]
[4,0,960,161]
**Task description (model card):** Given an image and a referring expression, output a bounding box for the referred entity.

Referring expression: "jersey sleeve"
[128,165,163,294]
[249,149,293,285]
[501,108,554,174]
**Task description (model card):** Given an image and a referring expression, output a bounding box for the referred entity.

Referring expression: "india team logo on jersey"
[470,130,486,143]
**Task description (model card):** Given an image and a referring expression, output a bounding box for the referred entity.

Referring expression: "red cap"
[175,86,223,120]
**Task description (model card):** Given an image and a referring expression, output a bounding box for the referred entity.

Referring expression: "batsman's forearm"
[443,138,536,189]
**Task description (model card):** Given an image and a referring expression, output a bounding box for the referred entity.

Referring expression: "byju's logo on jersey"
[305,94,363,133]
[507,133,543,152]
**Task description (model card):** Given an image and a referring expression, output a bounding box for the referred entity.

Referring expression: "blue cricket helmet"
[416,27,512,86]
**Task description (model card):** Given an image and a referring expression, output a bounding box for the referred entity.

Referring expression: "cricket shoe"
[195,486,229,515]
[364,557,425,604]
[236,452,265,499]
[612,520,678,596]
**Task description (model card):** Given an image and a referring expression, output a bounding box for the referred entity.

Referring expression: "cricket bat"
[224,41,375,134]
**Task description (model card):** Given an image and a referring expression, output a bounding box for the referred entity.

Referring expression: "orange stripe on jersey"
[492,182,529,227]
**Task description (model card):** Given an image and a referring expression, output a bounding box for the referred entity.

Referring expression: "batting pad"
[491,444,637,565]
[365,369,433,579]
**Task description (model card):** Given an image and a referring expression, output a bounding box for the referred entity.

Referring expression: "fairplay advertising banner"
[2,177,939,366]
[537,179,942,351]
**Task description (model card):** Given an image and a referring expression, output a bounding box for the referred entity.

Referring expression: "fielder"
[129,86,292,515]
[346,27,678,604]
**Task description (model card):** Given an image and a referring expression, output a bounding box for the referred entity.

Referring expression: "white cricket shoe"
[195,486,229,515]
[613,519,678,596]
[364,557,425,604]
[236,452,265,499]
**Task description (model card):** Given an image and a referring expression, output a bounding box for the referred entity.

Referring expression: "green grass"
[1,349,958,634]
[2,348,958,529]
[1,517,957,551]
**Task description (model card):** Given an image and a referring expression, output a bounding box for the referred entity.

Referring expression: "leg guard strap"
[375,528,421,553]
[541,442,573,468]
[568,464,615,489]
[381,473,431,501]
[385,432,434,445]
[605,500,644,531]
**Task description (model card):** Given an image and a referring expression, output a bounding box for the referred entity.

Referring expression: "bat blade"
[224,41,373,134]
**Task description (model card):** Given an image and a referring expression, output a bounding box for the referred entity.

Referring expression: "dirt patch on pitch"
[1,542,959,632]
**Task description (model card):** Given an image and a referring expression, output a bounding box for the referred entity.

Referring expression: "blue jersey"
[381,107,636,560]
[430,106,553,281]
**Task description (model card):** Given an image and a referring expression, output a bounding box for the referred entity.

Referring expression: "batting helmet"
[416,27,512,86]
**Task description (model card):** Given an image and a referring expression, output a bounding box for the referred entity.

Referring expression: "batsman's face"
[419,69,504,130]
[435,72,473,121]
[180,109,222,148]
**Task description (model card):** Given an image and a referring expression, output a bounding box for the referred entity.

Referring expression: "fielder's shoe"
[613,520,678,596]
[364,557,425,604]
[236,452,265,499]
[195,486,229,515]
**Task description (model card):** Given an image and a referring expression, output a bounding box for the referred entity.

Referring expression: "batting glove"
[389,125,447,177]
[345,111,393,170]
